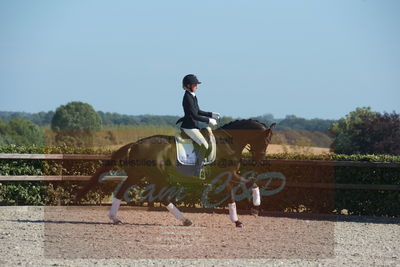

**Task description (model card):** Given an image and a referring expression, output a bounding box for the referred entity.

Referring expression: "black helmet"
[182,74,201,88]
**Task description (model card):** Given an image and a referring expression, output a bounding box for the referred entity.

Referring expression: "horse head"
[218,120,276,162]
[247,122,276,161]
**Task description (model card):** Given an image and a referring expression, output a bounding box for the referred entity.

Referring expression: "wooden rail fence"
[0,153,399,191]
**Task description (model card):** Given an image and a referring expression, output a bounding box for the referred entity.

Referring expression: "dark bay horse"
[76,119,275,228]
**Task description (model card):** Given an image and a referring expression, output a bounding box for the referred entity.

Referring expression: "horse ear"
[269,123,276,129]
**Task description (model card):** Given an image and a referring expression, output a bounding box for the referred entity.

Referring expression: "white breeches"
[181,128,209,150]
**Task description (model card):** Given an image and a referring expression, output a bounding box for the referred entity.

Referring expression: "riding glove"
[209,118,217,126]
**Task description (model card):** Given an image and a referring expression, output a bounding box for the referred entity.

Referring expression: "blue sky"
[0,0,399,119]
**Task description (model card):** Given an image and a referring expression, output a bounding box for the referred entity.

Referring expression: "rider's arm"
[198,109,212,117]
[184,94,210,123]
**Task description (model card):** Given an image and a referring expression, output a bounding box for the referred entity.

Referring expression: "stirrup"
[198,168,206,180]
[193,164,207,180]
[194,166,205,178]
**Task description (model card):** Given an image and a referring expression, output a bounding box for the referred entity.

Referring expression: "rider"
[176,74,220,177]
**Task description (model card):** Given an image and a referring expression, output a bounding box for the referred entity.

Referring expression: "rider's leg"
[181,128,209,177]
[193,144,207,176]
[181,128,209,150]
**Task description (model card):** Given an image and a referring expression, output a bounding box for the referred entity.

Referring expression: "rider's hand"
[212,112,221,119]
[209,118,217,126]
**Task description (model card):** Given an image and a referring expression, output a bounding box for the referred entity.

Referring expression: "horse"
[75,119,276,228]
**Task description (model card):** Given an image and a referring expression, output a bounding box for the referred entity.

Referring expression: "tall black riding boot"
[194,144,207,178]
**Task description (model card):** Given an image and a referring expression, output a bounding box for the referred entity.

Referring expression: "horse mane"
[218,119,268,130]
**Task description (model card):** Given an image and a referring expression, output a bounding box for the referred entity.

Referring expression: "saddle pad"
[175,128,216,165]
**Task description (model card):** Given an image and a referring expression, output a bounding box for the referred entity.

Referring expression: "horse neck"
[213,128,250,156]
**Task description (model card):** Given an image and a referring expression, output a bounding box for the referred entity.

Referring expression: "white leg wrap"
[109,197,121,219]
[252,187,261,206]
[228,202,238,223]
[166,203,185,221]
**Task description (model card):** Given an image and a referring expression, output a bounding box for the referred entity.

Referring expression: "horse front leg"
[227,183,244,228]
[237,171,261,216]
[250,183,261,216]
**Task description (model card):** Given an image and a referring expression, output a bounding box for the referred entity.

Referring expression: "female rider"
[176,74,220,177]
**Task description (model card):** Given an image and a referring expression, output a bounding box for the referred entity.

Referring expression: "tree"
[51,102,101,131]
[351,112,400,155]
[330,107,400,155]
[0,118,44,146]
[278,115,336,130]
[0,121,13,145]
[51,102,102,147]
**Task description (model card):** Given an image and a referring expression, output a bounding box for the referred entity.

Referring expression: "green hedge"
[239,152,400,217]
[0,145,114,205]
[0,145,399,217]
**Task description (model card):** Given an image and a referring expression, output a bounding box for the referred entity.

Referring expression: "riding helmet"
[182,74,201,88]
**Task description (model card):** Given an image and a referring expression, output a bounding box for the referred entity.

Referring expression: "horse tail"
[74,142,135,203]
[74,164,112,203]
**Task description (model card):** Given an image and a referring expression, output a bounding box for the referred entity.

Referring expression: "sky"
[0,0,399,120]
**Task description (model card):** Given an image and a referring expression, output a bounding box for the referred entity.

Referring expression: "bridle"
[245,143,266,160]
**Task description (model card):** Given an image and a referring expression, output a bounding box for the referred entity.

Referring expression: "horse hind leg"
[164,202,192,226]
[109,197,122,225]
[154,177,192,226]
[108,172,141,225]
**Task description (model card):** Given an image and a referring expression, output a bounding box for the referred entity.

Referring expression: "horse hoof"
[182,218,192,226]
[113,219,123,225]
[109,216,122,225]
[235,221,244,228]
[250,207,259,216]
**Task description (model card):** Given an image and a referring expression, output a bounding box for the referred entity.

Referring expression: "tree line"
[0,110,335,130]
[0,102,399,155]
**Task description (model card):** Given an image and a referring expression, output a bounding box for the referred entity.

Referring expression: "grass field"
[42,125,333,155]
[266,144,331,155]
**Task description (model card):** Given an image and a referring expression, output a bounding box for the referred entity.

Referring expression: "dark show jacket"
[176,90,212,129]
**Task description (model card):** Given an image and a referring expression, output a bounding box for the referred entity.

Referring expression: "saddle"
[175,127,217,166]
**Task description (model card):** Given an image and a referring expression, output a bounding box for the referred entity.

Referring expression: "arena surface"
[0,206,399,266]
